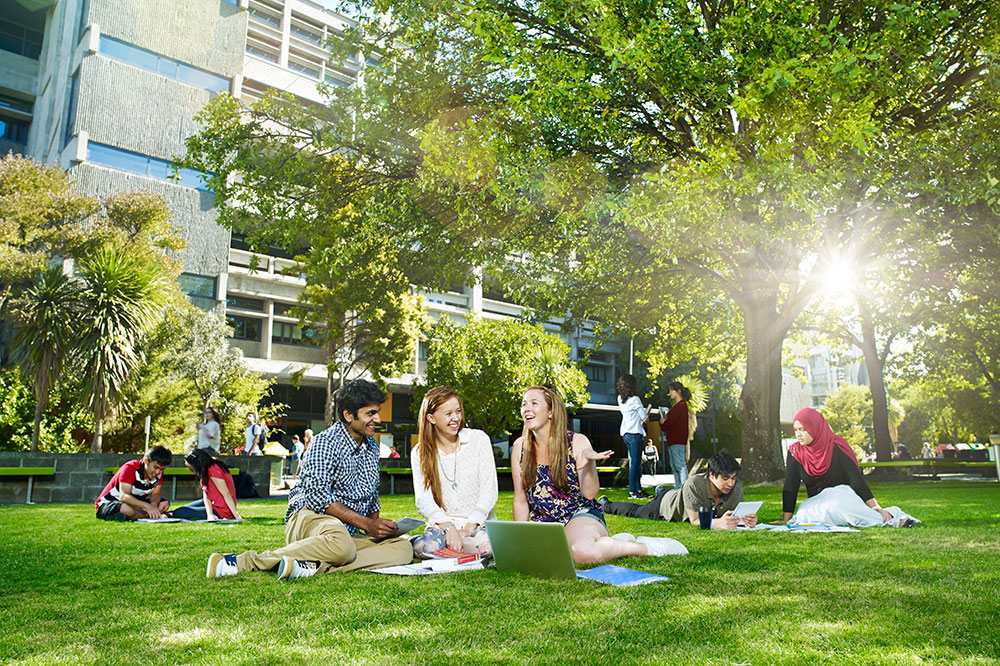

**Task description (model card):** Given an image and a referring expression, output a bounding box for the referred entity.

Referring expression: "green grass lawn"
[1,481,998,666]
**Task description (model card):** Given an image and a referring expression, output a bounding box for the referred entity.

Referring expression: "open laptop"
[485,520,577,580]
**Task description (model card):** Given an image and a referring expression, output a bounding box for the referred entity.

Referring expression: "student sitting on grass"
[598,451,758,529]
[780,408,917,528]
[94,446,172,521]
[513,385,687,563]
[410,386,498,558]
[166,450,241,522]
[207,379,413,580]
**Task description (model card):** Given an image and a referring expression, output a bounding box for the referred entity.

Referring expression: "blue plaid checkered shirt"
[285,421,381,533]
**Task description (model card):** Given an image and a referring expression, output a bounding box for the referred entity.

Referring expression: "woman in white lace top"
[410,386,498,557]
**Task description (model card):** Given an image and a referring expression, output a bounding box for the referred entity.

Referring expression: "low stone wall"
[0,452,276,505]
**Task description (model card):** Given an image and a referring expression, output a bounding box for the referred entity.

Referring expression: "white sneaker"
[276,556,321,580]
[636,536,688,556]
[207,553,238,578]
[611,532,636,542]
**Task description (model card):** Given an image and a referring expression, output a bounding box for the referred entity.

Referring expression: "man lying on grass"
[598,451,758,529]
[94,446,171,521]
[207,379,413,580]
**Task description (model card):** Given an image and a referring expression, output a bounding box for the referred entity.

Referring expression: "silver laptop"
[485,520,577,580]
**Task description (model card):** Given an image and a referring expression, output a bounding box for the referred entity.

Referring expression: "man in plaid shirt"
[207,380,413,579]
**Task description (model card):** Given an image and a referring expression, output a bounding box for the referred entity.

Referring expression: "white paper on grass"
[370,559,485,576]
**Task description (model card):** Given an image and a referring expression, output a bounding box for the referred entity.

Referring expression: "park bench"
[860,459,996,480]
[104,466,240,501]
[0,466,56,504]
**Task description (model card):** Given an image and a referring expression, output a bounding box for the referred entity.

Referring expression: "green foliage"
[897,378,984,446]
[75,246,171,452]
[294,240,429,425]
[0,154,99,314]
[820,384,874,456]
[416,317,590,437]
[116,307,284,453]
[7,266,82,450]
[0,369,90,452]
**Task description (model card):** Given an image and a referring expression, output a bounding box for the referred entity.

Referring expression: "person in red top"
[95,446,172,521]
[168,449,242,521]
[659,381,691,489]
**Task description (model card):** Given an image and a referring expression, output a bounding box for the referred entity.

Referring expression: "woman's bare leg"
[564,516,647,564]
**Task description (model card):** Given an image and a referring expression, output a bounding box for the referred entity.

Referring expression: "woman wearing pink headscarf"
[780,408,892,524]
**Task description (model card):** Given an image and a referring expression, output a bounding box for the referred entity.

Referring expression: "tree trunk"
[31,396,45,452]
[737,289,786,481]
[857,302,894,461]
[90,394,104,454]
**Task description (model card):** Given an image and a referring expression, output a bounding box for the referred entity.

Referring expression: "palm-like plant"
[77,247,167,453]
[9,265,81,451]
[673,374,709,413]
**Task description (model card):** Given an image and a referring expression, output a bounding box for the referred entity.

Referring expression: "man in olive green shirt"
[599,451,758,529]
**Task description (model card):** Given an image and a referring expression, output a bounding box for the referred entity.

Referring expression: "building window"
[0,116,29,145]
[87,142,211,191]
[273,301,300,317]
[0,18,43,59]
[98,36,230,94]
[584,364,609,383]
[228,315,263,341]
[64,72,79,147]
[178,273,217,311]
[226,295,265,311]
[272,322,319,347]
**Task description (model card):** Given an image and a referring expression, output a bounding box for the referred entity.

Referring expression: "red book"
[431,548,479,564]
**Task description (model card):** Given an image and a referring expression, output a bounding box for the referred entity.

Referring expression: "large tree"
[182,1,1000,479]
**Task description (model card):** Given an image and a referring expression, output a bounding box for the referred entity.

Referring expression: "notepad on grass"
[576,565,670,587]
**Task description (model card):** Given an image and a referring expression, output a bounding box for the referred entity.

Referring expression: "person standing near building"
[207,379,413,580]
[616,374,651,499]
[660,381,691,488]
[196,407,222,455]
[244,412,264,456]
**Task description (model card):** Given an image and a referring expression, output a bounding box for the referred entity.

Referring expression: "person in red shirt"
[95,446,172,521]
[659,381,691,489]
[168,449,241,521]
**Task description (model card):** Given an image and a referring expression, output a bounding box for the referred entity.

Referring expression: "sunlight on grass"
[1,482,998,665]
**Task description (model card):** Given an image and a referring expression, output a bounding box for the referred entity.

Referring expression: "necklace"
[438,447,459,490]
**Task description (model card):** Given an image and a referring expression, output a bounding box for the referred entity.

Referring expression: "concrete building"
[1,0,622,451]
[780,346,869,421]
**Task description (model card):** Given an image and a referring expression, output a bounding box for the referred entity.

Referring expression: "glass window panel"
[100,36,158,70]
[87,142,150,175]
[178,273,216,298]
[177,63,229,94]
[227,295,265,311]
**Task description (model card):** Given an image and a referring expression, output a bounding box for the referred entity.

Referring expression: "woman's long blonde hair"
[519,385,571,493]
[416,386,466,509]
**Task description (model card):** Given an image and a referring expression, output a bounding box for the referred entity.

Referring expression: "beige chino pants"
[236,508,413,573]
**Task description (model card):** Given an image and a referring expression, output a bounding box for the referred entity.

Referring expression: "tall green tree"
[7,266,82,451]
[77,247,169,453]
[342,0,1000,479]
[416,317,590,437]
[294,240,429,425]
[181,1,1000,479]
[0,154,97,328]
